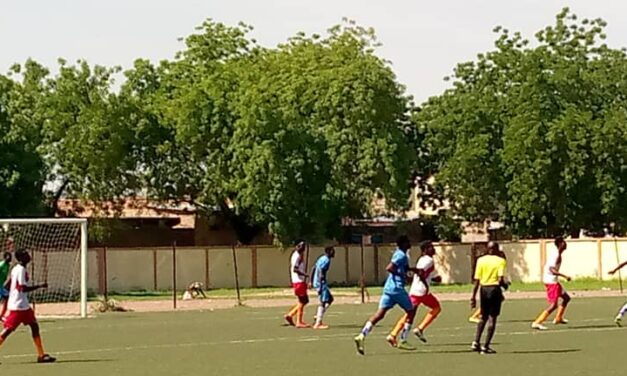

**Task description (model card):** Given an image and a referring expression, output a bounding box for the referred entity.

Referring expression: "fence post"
[172,242,177,309]
[360,239,365,304]
[205,248,210,289]
[373,244,379,284]
[103,246,108,301]
[153,249,158,291]
[232,244,242,305]
[344,245,350,284]
[251,246,258,288]
[470,243,476,284]
[597,239,603,279]
[97,247,106,295]
[540,239,547,281]
[305,243,311,280]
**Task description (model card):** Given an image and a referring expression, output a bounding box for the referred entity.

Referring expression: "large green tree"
[0,62,48,217]
[123,20,416,244]
[40,60,140,209]
[418,8,627,237]
[227,22,415,242]
[119,21,260,241]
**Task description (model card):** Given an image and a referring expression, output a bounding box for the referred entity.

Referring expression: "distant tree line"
[1,9,626,243]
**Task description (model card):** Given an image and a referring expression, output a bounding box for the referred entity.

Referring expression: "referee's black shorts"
[480,285,504,319]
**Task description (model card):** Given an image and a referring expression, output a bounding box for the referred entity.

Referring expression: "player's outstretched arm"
[609,261,627,275]
[549,267,571,281]
[21,282,47,293]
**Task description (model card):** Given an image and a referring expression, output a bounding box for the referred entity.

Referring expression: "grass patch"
[3,296,625,375]
[97,277,624,302]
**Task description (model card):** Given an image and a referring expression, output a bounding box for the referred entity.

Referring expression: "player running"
[470,241,507,354]
[0,248,55,363]
[387,240,442,346]
[608,261,627,326]
[531,236,572,330]
[311,246,335,329]
[284,241,310,328]
[354,235,418,355]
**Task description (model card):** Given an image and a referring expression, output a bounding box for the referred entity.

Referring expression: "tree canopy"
[0,19,416,245]
[418,8,627,237]
[2,9,627,242]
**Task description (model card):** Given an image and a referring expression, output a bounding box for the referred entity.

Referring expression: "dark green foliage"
[418,8,627,237]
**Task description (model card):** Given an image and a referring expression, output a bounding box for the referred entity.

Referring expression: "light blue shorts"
[0,287,8,299]
[318,285,334,304]
[379,290,413,312]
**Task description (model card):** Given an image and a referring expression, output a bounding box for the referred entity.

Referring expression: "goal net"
[0,218,88,317]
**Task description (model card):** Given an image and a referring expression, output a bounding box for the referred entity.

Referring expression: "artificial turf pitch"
[1,296,625,375]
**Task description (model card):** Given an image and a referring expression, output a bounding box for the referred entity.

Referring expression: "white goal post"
[0,218,88,318]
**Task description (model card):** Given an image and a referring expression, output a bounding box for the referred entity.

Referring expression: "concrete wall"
[84,238,627,293]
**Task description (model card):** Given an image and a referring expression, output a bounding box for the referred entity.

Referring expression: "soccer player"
[387,240,442,346]
[469,247,509,323]
[470,241,507,354]
[354,235,418,355]
[0,248,55,363]
[311,246,335,329]
[531,236,572,330]
[284,241,310,328]
[0,251,13,319]
[608,261,627,326]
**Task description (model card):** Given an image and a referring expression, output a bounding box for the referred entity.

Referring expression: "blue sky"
[1,0,625,102]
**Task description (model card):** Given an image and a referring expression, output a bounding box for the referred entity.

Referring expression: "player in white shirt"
[386,241,442,348]
[283,241,310,328]
[608,261,627,326]
[531,237,572,330]
[0,248,55,363]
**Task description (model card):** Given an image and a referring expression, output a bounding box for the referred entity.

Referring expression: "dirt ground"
[36,289,626,317]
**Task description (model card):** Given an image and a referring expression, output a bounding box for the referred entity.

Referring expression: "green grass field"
[1,296,625,375]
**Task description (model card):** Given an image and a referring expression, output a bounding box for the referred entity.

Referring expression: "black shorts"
[480,286,503,319]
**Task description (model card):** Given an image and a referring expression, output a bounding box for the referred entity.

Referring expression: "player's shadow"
[420,349,478,354]
[55,359,115,364]
[377,349,474,356]
[331,324,364,329]
[434,342,503,346]
[568,324,616,330]
[510,349,580,354]
[16,359,114,365]
[501,319,534,323]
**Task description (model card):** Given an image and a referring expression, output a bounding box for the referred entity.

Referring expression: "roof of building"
[55,198,196,229]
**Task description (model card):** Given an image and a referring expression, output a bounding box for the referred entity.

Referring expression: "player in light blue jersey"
[354,235,418,355]
[311,246,335,329]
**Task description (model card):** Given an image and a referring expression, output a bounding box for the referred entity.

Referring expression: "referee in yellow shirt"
[470,241,507,354]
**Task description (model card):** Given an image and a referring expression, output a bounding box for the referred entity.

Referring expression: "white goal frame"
[0,218,88,318]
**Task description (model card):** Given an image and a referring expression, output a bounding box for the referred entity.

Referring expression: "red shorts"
[4,309,37,331]
[292,282,308,297]
[410,293,440,309]
[545,283,563,304]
